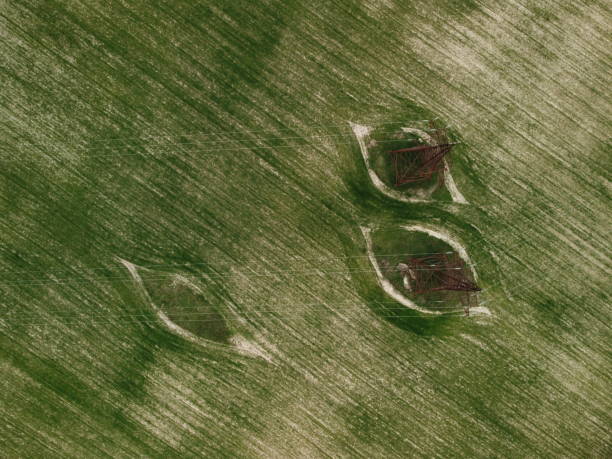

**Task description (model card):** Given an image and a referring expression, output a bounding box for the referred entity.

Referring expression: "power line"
[0,312,466,328]
[1,257,517,329]
[0,202,510,276]
[0,268,498,327]
[3,259,603,341]
[0,227,518,286]
[5,263,537,328]
[0,250,454,276]
[0,138,441,162]
[0,250,501,325]
[82,120,424,144]
[0,224,527,288]
[0,265,466,288]
[3,304,473,322]
[9,128,438,153]
[2,297,476,317]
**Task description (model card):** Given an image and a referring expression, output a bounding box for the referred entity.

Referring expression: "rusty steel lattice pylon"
[388,122,457,187]
[404,253,481,308]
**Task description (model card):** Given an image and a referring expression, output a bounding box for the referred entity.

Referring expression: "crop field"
[1,0,610,457]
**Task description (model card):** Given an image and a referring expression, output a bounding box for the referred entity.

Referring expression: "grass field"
[1,0,610,457]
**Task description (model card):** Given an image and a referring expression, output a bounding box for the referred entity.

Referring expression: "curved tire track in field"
[117,257,273,362]
[350,121,467,204]
[360,226,442,315]
[361,225,492,316]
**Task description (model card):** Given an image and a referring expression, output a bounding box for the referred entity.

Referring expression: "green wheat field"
[1,1,610,457]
